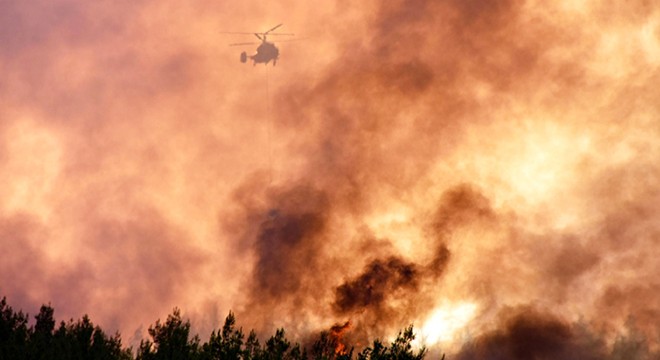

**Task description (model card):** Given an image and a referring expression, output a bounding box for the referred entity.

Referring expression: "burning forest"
[1,0,660,358]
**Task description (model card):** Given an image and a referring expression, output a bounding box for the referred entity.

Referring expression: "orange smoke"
[1,0,660,358]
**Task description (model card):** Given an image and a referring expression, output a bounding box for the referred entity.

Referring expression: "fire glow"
[420,302,478,346]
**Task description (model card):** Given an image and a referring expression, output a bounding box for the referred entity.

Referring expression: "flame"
[330,321,352,355]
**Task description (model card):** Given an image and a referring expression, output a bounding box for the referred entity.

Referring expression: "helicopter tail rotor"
[240,51,247,63]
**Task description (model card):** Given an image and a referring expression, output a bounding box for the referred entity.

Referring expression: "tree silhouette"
[243,330,262,360]
[29,304,56,359]
[50,315,131,360]
[137,308,201,360]
[0,297,29,360]
[357,326,426,360]
[262,328,306,360]
[0,298,132,360]
[0,296,438,360]
[202,311,244,360]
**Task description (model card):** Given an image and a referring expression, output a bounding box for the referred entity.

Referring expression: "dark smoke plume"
[452,306,660,360]
[334,257,419,314]
[432,184,496,237]
[250,185,330,300]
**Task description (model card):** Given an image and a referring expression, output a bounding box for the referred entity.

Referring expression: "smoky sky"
[1,0,660,355]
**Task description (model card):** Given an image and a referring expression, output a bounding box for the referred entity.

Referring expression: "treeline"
[0,297,428,360]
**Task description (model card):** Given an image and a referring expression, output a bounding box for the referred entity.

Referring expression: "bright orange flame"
[330,321,351,355]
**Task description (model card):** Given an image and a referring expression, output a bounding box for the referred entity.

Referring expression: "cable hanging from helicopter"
[222,24,295,66]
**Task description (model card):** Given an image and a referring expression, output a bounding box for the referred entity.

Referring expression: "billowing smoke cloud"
[456,307,606,360]
[251,187,329,300]
[2,0,660,356]
[334,256,419,314]
[330,186,491,323]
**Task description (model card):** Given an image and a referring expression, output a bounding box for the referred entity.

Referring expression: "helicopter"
[224,24,294,66]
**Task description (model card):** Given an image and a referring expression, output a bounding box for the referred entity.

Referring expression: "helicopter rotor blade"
[270,37,308,43]
[265,23,283,34]
[219,28,293,37]
[229,42,260,46]
[264,32,295,36]
[219,31,258,35]
[254,33,263,40]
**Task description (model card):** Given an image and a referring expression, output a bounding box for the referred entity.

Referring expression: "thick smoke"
[250,186,329,300]
[334,257,419,314]
[1,0,660,355]
[330,185,492,321]
[456,308,606,360]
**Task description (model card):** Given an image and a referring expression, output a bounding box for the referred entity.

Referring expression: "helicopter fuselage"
[247,41,279,65]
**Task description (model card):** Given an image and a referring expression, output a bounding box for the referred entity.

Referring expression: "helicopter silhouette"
[224,24,294,66]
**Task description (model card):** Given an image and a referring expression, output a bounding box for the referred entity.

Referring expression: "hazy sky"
[1,0,659,355]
